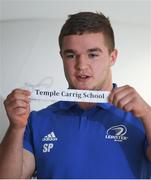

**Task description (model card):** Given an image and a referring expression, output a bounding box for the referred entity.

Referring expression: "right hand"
[4,89,31,129]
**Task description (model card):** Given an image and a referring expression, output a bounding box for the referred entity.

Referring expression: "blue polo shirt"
[23,101,151,179]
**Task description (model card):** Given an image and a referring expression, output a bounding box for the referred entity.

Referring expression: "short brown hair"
[59,11,115,53]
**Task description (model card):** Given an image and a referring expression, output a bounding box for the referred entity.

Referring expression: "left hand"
[108,85,151,120]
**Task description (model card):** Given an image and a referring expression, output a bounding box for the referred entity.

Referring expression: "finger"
[6,99,29,110]
[116,92,135,109]
[113,89,134,107]
[122,100,135,112]
[109,85,134,104]
[108,87,124,103]
[5,94,30,105]
[6,89,31,101]
[13,107,30,116]
[109,85,130,101]
[5,91,31,106]
[11,89,31,95]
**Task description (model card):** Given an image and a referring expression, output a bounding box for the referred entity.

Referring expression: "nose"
[75,54,89,71]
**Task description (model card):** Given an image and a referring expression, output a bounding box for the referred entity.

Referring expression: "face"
[60,32,117,91]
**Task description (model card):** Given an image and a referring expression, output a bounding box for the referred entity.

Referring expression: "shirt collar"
[55,101,113,112]
[58,101,77,110]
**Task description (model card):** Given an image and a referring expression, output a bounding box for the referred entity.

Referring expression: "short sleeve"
[140,137,151,178]
[23,112,34,154]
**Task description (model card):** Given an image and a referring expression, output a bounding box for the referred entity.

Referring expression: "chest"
[32,111,146,178]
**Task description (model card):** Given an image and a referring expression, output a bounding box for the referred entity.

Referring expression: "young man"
[0,12,151,179]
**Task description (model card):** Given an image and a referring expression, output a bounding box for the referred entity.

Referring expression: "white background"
[0,0,151,141]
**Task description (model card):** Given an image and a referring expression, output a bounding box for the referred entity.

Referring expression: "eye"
[88,53,99,59]
[65,53,76,60]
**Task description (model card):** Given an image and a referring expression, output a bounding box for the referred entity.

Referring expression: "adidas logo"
[42,131,58,142]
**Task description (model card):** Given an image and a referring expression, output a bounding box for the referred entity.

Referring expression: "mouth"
[76,75,91,81]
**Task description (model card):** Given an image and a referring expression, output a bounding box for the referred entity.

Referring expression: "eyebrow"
[63,47,103,55]
[87,48,103,53]
[63,49,76,54]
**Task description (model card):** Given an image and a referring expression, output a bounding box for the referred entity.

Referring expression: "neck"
[78,102,96,110]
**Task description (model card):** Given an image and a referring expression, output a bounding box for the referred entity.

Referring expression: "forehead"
[61,32,107,51]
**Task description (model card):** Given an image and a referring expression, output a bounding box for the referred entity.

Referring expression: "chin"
[75,86,94,90]
[69,83,96,90]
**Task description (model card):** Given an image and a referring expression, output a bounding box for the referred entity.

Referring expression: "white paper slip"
[29,88,110,103]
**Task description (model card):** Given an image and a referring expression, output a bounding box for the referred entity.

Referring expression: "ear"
[110,49,118,66]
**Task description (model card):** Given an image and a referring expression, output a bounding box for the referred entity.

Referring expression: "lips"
[76,74,91,81]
